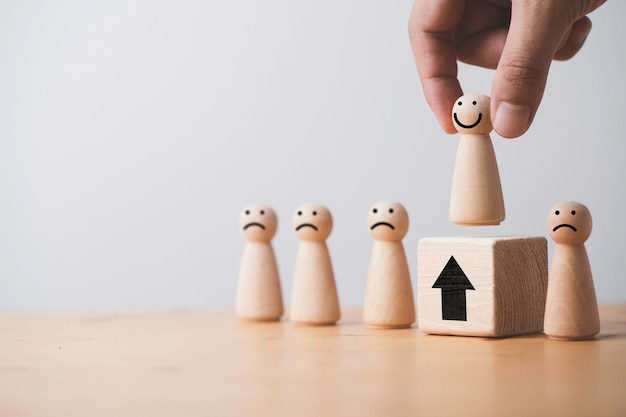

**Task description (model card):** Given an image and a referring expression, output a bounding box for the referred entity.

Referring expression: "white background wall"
[1,1,625,312]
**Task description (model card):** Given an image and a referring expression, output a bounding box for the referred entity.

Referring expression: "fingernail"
[494,102,530,138]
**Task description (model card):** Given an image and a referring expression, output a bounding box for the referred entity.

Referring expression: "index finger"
[409,0,465,134]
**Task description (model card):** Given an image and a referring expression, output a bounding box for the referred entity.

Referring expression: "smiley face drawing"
[367,201,409,242]
[547,201,592,245]
[452,93,492,134]
[293,203,332,242]
[239,204,277,242]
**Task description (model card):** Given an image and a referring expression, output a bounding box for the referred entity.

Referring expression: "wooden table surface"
[1,305,625,417]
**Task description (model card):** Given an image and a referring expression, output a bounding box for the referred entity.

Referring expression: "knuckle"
[498,58,546,90]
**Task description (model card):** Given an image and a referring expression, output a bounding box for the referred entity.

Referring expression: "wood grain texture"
[290,241,340,325]
[236,241,283,321]
[418,236,548,337]
[236,204,283,321]
[545,201,600,340]
[363,241,415,328]
[363,202,415,329]
[544,244,600,340]
[1,306,625,417]
[289,203,340,325]
[449,133,505,225]
[449,93,505,226]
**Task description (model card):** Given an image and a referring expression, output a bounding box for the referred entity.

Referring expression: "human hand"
[408,0,606,138]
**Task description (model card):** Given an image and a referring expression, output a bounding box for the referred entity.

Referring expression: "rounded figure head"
[547,201,592,245]
[367,201,409,241]
[239,204,277,242]
[452,93,492,134]
[293,203,332,242]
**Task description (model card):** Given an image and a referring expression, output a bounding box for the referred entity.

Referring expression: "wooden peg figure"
[290,203,340,325]
[544,201,600,340]
[363,202,415,328]
[449,93,505,226]
[235,204,284,321]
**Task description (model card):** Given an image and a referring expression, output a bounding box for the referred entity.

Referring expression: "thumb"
[491,3,572,138]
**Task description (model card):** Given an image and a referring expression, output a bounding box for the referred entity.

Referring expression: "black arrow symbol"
[432,256,475,321]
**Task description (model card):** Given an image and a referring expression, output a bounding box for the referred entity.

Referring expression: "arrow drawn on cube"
[432,256,475,321]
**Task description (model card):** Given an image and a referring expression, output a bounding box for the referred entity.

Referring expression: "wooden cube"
[417,236,548,337]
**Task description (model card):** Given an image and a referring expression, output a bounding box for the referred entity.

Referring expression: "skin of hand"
[408,0,606,138]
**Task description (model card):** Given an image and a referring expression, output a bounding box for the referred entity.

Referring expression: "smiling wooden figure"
[449,93,505,226]
[363,202,415,328]
[236,204,284,321]
[289,203,340,325]
[544,201,600,340]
